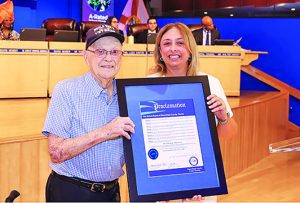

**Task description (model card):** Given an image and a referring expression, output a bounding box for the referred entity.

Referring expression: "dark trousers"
[45,172,120,202]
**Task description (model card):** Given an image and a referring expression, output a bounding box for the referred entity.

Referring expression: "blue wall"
[157,17,300,126]
[8,0,300,125]
[11,0,81,31]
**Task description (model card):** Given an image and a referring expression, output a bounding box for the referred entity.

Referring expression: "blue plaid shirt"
[42,72,124,182]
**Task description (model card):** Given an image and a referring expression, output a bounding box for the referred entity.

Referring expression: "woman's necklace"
[0,28,13,40]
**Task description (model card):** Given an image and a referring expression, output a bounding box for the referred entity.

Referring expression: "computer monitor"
[147,33,157,44]
[20,28,46,41]
[214,39,234,46]
[53,30,79,42]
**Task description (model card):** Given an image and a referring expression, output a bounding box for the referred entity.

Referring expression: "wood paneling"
[217,0,242,7]
[268,0,295,6]
[0,98,50,202]
[243,0,268,6]
[1,42,263,98]
[223,91,289,178]
[162,0,193,12]
[0,98,48,143]
[287,121,300,139]
[48,42,89,96]
[0,139,50,202]
[0,90,290,201]
[162,0,297,12]
[195,1,217,10]
[0,41,48,98]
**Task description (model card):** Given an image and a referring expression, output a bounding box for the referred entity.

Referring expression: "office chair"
[42,18,77,41]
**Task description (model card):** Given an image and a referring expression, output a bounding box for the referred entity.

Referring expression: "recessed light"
[174,10,183,13]
[277,3,286,6]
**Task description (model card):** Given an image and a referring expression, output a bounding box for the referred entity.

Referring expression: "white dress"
[147,72,233,125]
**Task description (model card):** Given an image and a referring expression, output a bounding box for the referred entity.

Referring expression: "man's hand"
[103,116,135,140]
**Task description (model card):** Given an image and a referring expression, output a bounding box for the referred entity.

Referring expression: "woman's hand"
[156,195,205,203]
[207,95,238,138]
[183,195,205,202]
[207,94,227,121]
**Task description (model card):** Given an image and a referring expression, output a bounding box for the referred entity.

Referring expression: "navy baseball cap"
[85,24,124,50]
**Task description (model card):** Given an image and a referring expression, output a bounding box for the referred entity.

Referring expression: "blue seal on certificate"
[148,148,159,160]
[189,156,199,166]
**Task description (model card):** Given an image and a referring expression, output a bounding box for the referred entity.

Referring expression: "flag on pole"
[0,0,14,24]
[119,0,149,36]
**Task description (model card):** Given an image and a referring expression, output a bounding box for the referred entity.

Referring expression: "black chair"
[128,23,147,39]
[80,21,103,42]
[42,18,77,41]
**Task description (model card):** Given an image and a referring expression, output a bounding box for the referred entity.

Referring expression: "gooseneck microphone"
[5,190,20,202]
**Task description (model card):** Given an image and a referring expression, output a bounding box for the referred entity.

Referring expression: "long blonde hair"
[151,22,198,76]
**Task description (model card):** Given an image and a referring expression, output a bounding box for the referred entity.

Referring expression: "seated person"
[0,11,19,40]
[192,16,220,46]
[106,16,124,36]
[135,17,158,44]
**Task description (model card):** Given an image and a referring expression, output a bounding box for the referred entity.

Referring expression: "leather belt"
[51,171,118,192]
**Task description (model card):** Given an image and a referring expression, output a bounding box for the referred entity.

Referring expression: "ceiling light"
[277,3,286,6]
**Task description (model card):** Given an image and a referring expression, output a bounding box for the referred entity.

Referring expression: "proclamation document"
[140,99,205,177]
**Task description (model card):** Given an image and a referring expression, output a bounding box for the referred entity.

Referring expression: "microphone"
[234,37,242,46]
[5,190,20,202]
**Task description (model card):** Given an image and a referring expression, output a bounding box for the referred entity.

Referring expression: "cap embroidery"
[93,25,116,35]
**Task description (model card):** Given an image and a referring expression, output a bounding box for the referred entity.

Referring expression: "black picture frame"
[116,76,227,202]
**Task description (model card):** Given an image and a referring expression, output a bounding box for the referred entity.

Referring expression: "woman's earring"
[188,57,192,62]
[159,57,164,62]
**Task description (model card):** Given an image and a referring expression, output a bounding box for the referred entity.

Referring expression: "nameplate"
[0,48,48,53]
[123,51,147,55]
[49,50,83,54]
[199,52,241,57]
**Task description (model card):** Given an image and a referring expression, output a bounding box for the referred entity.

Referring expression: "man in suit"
[135,17,158,44]
[192,16,220,46]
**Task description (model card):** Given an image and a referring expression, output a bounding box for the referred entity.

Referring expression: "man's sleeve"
[42,82,73,138]
[192,30,200,45]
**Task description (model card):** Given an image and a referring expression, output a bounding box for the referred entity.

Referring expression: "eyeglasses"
[87,49,123,58]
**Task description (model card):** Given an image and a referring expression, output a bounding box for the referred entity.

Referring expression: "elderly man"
[192,15,220,46]
[43,24,135,202]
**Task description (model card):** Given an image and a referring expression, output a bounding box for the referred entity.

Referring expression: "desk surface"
[219,151,300,202]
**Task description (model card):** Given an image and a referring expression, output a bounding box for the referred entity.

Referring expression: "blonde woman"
[149,22,237,138]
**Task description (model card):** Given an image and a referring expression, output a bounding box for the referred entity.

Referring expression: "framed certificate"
[116,76,227,202]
